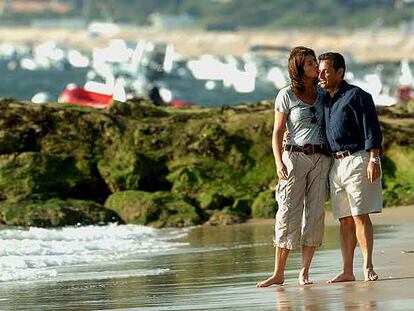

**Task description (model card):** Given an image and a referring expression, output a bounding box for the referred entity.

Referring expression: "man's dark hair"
[318,52,346,78]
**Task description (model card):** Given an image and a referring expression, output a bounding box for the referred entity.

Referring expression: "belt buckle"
[302,144,313,155]
[335,150,350,159]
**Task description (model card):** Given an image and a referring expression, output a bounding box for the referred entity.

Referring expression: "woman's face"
[303,55,318,79]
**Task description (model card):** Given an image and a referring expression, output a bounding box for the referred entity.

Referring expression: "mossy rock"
[1,99,414,228]
[205,194,253,226]
[98,149,146,192]
[206,207,244,226]
[40,108,118,155]
[230,197,253,217]
[186,122,230,159]
[0,198,122,227]
[0,102,49,154]
[251,189,277,218]
[167,164,212,193]
[382,145,414,206]
[105,190,201,228]
[198,190,228,210]
[408,101,414,113]
[108,99,169,119]
[0,152,97,202]
[98,144,169,192]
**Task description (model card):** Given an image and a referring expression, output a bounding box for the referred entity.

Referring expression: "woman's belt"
[284,144,330,156]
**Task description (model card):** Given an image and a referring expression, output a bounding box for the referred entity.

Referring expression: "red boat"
[58,85,194,109]
[396,85,414,103]
[58,86,113,109]
[169,99,194,108]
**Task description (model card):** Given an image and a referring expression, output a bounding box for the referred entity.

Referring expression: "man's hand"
[367,161,381,183]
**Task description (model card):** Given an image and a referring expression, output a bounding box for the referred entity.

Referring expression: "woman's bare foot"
[298,268,313,285]
[364,268,378,281]
[256,274,284,287]
[326,272,356,283]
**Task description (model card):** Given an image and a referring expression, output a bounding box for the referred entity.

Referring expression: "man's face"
[318,59,342,90]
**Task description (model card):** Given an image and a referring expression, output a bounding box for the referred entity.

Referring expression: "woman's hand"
[272,111,288,180]
[276,162,288,180]
[283,131,290,144]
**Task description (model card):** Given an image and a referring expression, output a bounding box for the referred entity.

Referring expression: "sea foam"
[0,224,188,282]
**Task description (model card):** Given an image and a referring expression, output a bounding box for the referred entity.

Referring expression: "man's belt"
[332,149,362,159]
[285,144,330,156]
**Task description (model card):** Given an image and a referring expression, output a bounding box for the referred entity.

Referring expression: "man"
[318,52,383,282]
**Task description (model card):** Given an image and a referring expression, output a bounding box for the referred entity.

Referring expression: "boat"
[58,84,194,109]
[58,86,113,109]
[396,85,414,103]
[169,99,194,108]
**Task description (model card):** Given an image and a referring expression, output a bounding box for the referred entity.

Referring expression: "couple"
[257,47,383,287]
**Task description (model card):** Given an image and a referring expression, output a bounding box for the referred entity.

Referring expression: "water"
[0,59,278,106]
[0,53,404,107]
[0,60,88,102]
[0,221,410,310]
[0,224,188,283]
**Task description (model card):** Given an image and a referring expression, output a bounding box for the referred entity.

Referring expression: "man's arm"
[359,92,382,183]
[359,92,382,151]
[367,149,381,183]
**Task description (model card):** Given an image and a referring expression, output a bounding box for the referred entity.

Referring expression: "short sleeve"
[274,87,290,113]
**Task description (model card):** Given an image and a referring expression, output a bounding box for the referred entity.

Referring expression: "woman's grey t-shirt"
[274,85,326,146]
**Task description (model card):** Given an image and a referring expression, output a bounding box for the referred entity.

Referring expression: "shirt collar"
[329,80,350,101]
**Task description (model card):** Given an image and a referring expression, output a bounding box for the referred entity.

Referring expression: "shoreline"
[1,26,413,62]
[249,205,414,309]
[0,205,412,309]
[246,204,414,226]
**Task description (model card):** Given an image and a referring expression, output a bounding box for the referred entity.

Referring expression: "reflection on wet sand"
[0,218,413,310]
[271,275,414,311]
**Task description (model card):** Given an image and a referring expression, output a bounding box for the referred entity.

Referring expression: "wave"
[0,223,189,282]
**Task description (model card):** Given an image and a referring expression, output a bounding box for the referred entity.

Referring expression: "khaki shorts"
[274,151,331,250]
[330,150,383,219]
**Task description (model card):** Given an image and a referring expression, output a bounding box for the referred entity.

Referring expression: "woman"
[257,46,331,287]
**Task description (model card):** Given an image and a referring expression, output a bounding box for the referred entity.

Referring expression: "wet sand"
[188,205,414,310]
[264,205,414,310]
[1,26,414,62]
[0,205,412,310]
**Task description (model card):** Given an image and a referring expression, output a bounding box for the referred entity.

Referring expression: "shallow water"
[0,222,409,310]
[0,224,189,283]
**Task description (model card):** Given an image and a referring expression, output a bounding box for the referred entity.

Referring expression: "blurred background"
[1,0,414,107]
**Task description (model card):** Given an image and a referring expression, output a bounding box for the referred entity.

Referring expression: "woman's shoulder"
[276,85,293,99]
[274,85,294,111]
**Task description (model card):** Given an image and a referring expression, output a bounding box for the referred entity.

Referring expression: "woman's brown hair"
[288,46,317,95]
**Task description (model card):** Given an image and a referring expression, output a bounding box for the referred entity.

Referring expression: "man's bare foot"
[256,274,284,287]
[299,268,313,285]
[326,272,356,283]
[364,268,378,281]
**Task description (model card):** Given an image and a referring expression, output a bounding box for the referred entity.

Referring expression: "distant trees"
[1,0,413,29]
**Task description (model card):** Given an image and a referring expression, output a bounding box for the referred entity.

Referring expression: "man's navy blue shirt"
[323,80,382,153]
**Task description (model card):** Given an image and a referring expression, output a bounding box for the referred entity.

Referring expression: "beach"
[1,26,414,62]
[271,206,414,310]
[1,21,414,310]
[0,205,412,310]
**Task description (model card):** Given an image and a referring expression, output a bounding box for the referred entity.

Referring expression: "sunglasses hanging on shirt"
[309,106,317,124]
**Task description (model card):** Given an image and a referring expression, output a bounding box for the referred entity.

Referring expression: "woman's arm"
[272,111,288,180]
